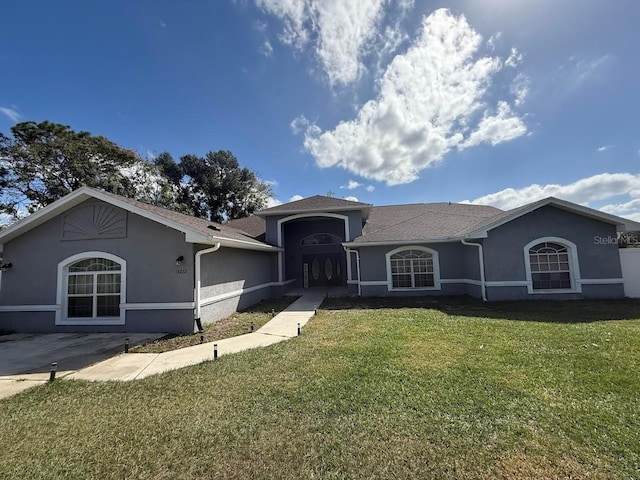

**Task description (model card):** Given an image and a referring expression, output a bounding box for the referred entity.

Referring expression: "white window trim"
[523,237,582,294]
[385,246,441,292]
[56,251,127,325]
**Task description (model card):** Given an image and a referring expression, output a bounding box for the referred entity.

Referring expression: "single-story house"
[0,187,637,334]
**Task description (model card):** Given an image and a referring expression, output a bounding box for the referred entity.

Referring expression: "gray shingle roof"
[224,215,266,242]
[351,202,503,244]
[257,195,372,216]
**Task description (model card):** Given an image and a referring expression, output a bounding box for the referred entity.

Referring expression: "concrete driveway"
[0,332,164,399]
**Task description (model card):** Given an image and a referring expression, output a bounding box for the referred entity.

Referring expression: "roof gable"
[257,195,372,216]
[464,197,640,238]
[0,187,278,251]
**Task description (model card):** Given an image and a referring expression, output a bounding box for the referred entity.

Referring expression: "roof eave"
[0,187,279,252]
[343,236,475,247]
[187,232,281,251]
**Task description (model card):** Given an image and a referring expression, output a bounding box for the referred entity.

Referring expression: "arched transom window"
[528,241,572,290]
[388,248,436,289]
[66,257,122,318]
[301,233,342,246]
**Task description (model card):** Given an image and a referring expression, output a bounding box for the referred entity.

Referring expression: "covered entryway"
[281,216,348,289]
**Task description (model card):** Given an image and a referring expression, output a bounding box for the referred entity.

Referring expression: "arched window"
[57,252,126,325]
[524,238,581,293]
[301,233,342,246]
[386,247,440,290]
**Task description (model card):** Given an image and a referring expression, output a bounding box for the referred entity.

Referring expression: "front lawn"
[1,298,639,479]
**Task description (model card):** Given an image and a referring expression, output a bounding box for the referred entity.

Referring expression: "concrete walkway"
[67,291,326,382]
[0,332,165,400]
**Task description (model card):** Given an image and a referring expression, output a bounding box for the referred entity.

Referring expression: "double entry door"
[302,254,343,287]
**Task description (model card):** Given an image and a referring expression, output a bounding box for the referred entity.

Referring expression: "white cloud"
[597,145,613,152]
[266,197,283,208]
[0,106,21,122]
[486,32,502,51]
[159,19,167,28]
[289,194,304,202]
[505,47,523,68]
[463,172,640,221]
[341,180,361,190]
[366,185,375,192]
[461,101,527,148]
[290,115,310,134]
[260,40,274,56]
[256,0,387,86]
[301,9,527,185]
[600,198,640,222]
[511,72,529,106]
[264,179,279,187]
[345,195,359,202]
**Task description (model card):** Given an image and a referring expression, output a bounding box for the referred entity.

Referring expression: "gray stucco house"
[0,187,637,334]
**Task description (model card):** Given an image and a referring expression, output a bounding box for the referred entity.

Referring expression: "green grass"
[132,296,299,353]
[1,297,639,479]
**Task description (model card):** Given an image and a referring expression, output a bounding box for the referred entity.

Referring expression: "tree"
[0,121,140,217]
[0,121,272,223]
[171,150,271,222]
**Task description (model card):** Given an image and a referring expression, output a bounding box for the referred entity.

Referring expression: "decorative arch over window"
[385,246,441,291]
[301,233,342,246]
[524,237,581,294]
[56,252,126,325]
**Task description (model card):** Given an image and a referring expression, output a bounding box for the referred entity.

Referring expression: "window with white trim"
[389,249,435,288]
[528,242,572,290]
[66,257,122,318]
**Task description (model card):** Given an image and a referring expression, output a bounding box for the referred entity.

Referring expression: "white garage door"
[620,248,640,298]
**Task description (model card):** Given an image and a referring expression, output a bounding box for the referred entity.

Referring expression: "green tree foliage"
[157,150,272,222]
[0,121,272,223]
[0,121,139,217]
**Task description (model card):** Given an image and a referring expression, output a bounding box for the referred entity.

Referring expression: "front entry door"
[303,254,343,287]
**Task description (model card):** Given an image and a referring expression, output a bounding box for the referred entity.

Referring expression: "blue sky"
[1,0,639,219]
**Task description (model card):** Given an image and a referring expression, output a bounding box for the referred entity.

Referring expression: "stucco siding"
[197,246,276,301]
[0,199,195,333]
[196,245,279,325]
[0,310,194,334]
[0,199,194,306]
[356,242,478,296]
[486,283,624,301]
[361,283,469,297]
[482,206,623,282]
[358,243,473,283]
[481,206,624,300]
